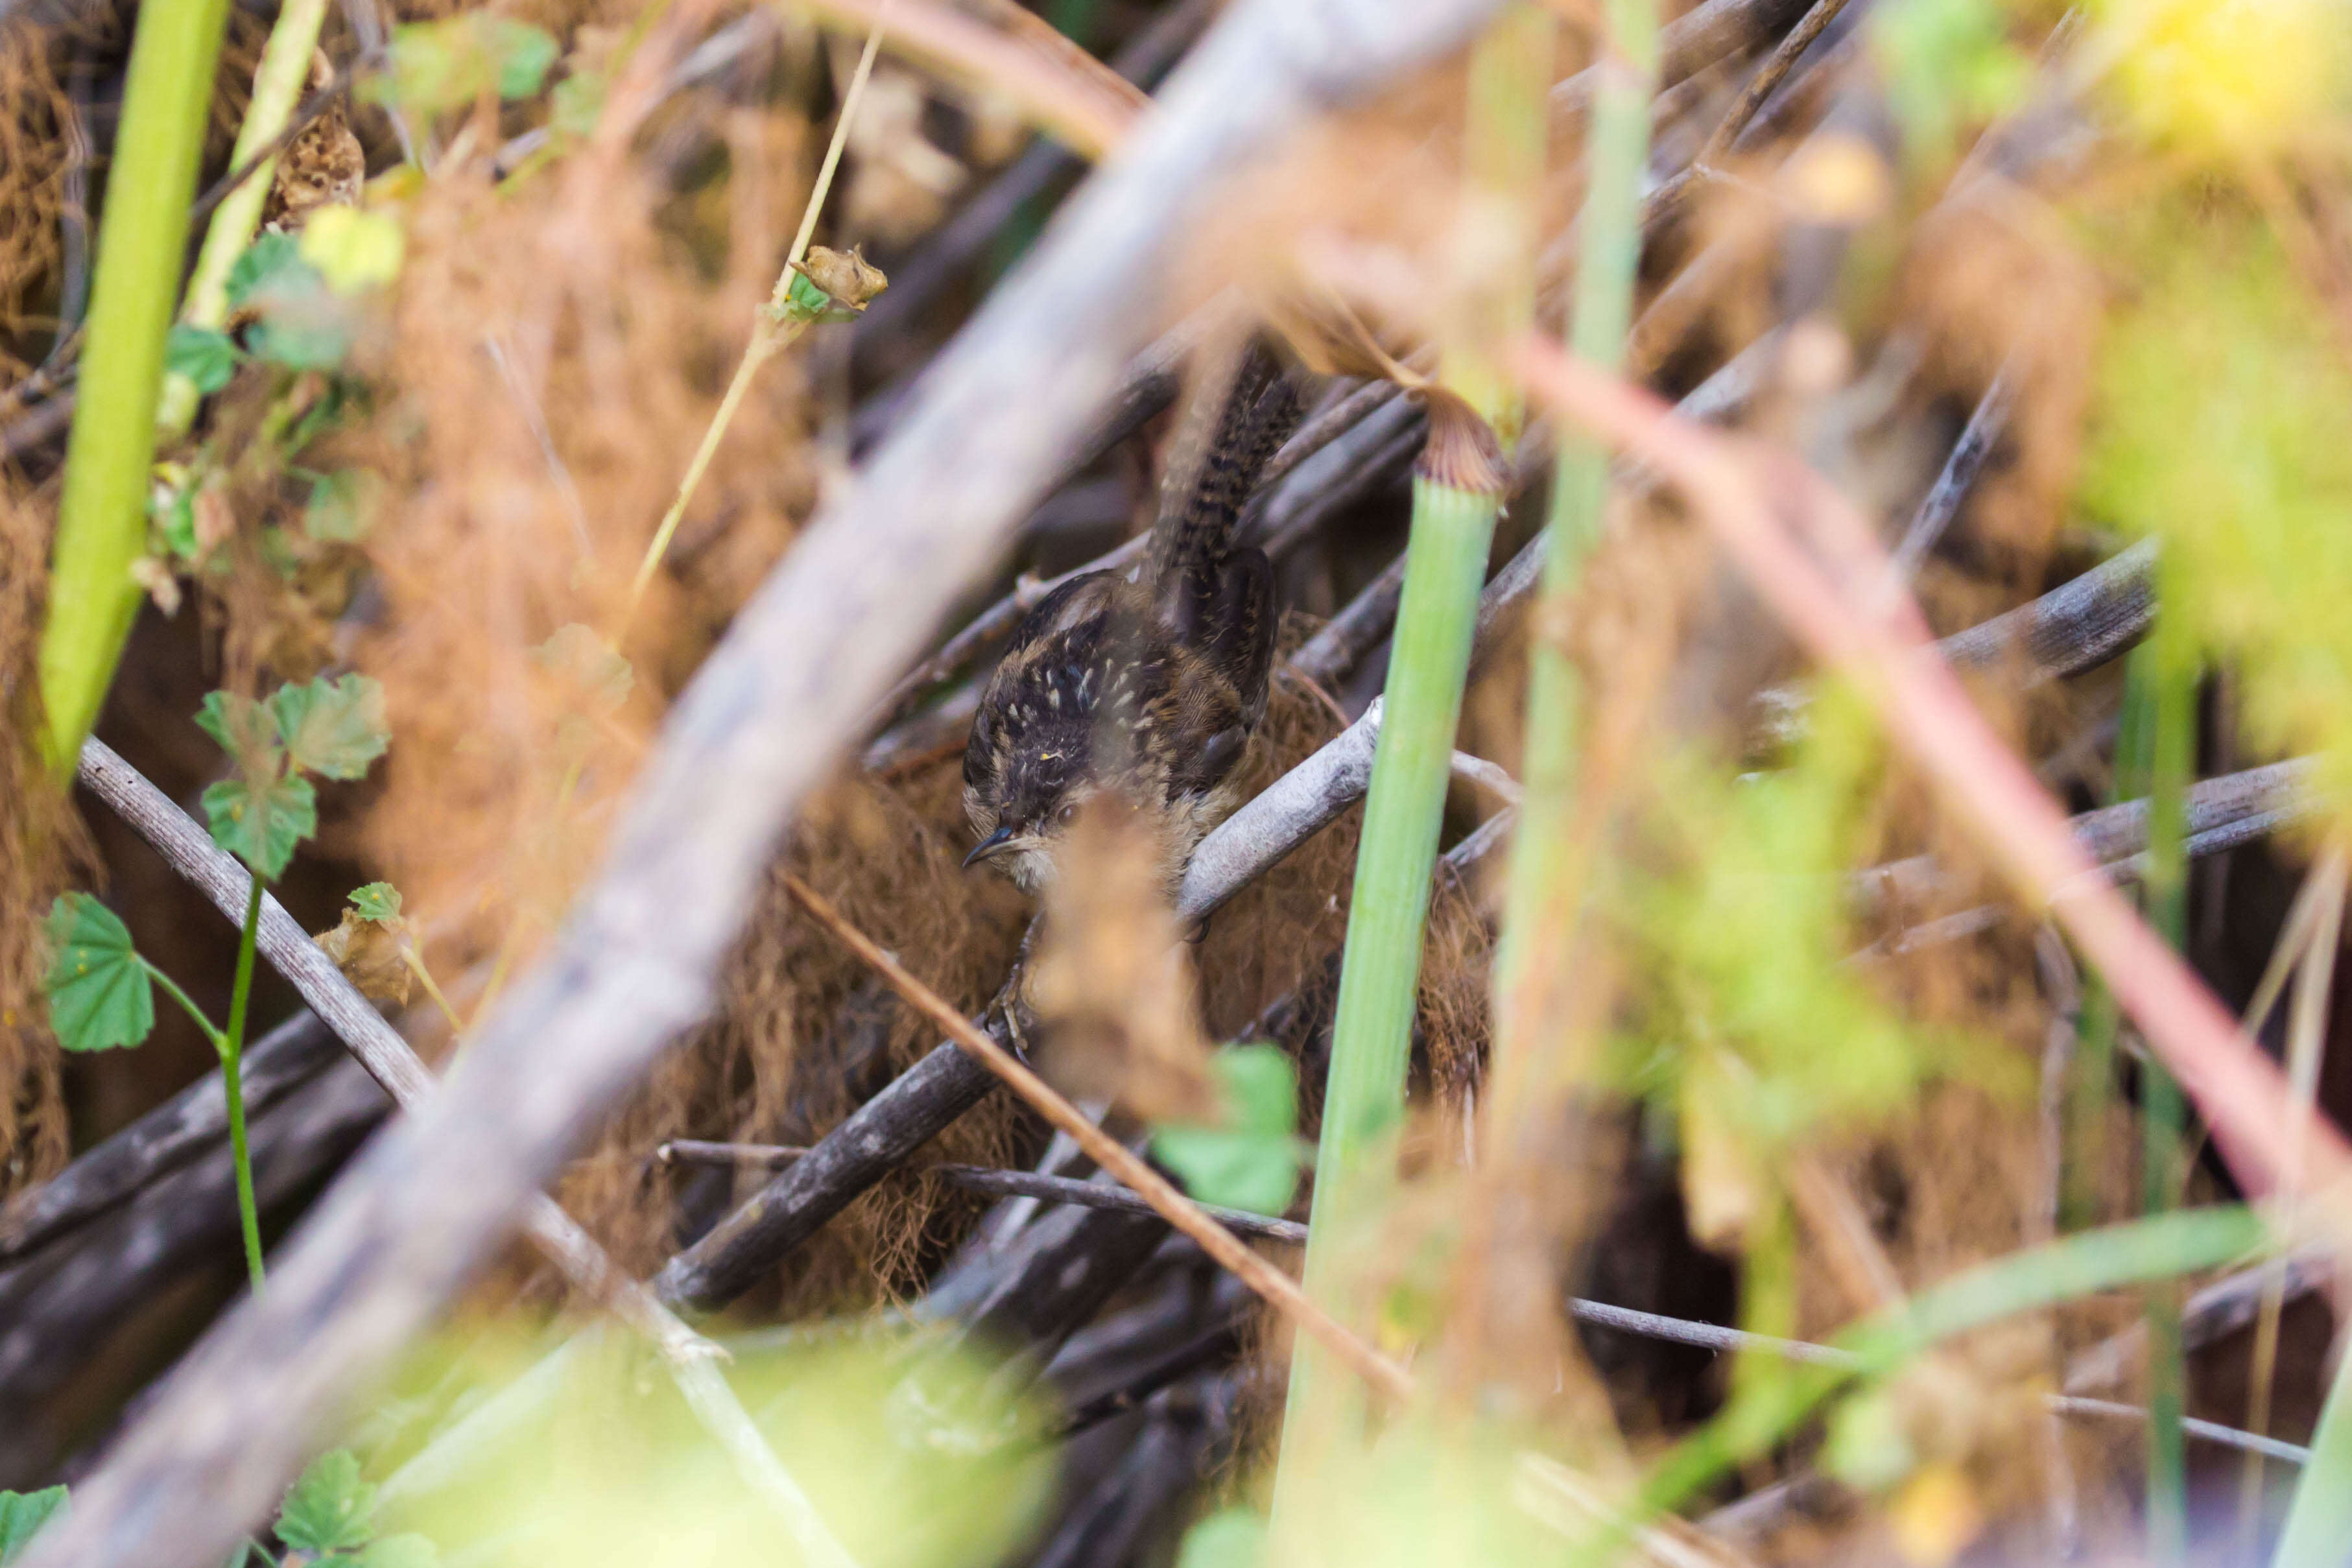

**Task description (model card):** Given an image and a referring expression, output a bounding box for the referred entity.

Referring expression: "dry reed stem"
[1513,337,2352,1231]
[781,871,1416,1403]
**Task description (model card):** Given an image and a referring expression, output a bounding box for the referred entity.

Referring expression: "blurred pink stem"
[1512,337,2352,1224]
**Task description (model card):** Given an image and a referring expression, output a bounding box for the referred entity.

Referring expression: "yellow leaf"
[1679,1067,1759,1250]
[1888,1462,1984,1566]
[2105,0,2349,155]
[298,206,405,296]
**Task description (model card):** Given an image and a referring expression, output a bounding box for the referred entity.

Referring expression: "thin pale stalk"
[156,0,332,437]
[1271,479,1503,1511]
[620,8,889,635]
[144,961,227,1051]
[224,877,268,1292]
[1490,0,1656,1157]
[401,947,466,1036]
[37,0,235,774]
[2237,846,2346,1554]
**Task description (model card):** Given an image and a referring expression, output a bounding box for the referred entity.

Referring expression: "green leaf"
[2080,213,2352,835]
[272,674,391,781]
[350,1532,436,1568]
[275,1451,376,1556]
[303,469,383,544]
[158,486,200,561]
[226,232,306,308]
[1151,1044,1305,1217]
[1822,1383,1918,1491]
[1175,1509,1265,1568]
[0,1486,67,1566]
[1869,0,2029,174]
[532,623,633,711]
[41,894,155,1054]
[202,773,318,879]
[349,882,403,922]
[298,208,405,296]
[165,324,241,394]
[486,18,558,99]
[229,234,355,368]
[196,690,283,767]
[245,283,357,371]
[550,68,605,138]
[371,16,560,117]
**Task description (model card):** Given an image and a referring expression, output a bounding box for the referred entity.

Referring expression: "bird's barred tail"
[1143,339,1301,609]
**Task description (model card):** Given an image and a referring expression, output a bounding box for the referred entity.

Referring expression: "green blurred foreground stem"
[1270,0,1547,1534]
[38,0,234,776]
[1490,0,1658,1167]
[156,0,333,439]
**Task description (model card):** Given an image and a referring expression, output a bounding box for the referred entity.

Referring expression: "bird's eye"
[1054,800,1081,827]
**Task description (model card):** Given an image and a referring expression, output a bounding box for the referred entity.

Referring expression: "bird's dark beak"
[962,826,1017,869]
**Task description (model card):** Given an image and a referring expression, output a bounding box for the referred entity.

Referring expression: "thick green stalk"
[1274,474,1502,1462]
[2273,1336,2352,1568]
[156,0,333,438]
[1269,5,1547,1523]
[38,0,235,775]
[2137,630,2196,1564]
[1490,0,1657,1099]
[222,877,268,1292]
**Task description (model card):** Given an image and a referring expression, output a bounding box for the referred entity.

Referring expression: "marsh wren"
[961,342,1301,892]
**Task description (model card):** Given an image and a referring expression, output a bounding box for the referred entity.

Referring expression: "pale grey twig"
[659,1139,809,1169]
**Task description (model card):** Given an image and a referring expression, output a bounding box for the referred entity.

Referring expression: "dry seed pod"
[792,246,890,314]
[313,907,412,1005]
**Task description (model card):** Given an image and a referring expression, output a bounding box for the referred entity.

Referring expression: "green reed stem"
[2065,633,2191,1554]
[1490,0,1657,1125]
[222,877,268,1292]
[1270,3,1549,1528]
[37,0,234,776]
[156,0,333,440]
[2137,628,2196,1565]
[141,936,263,1292]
